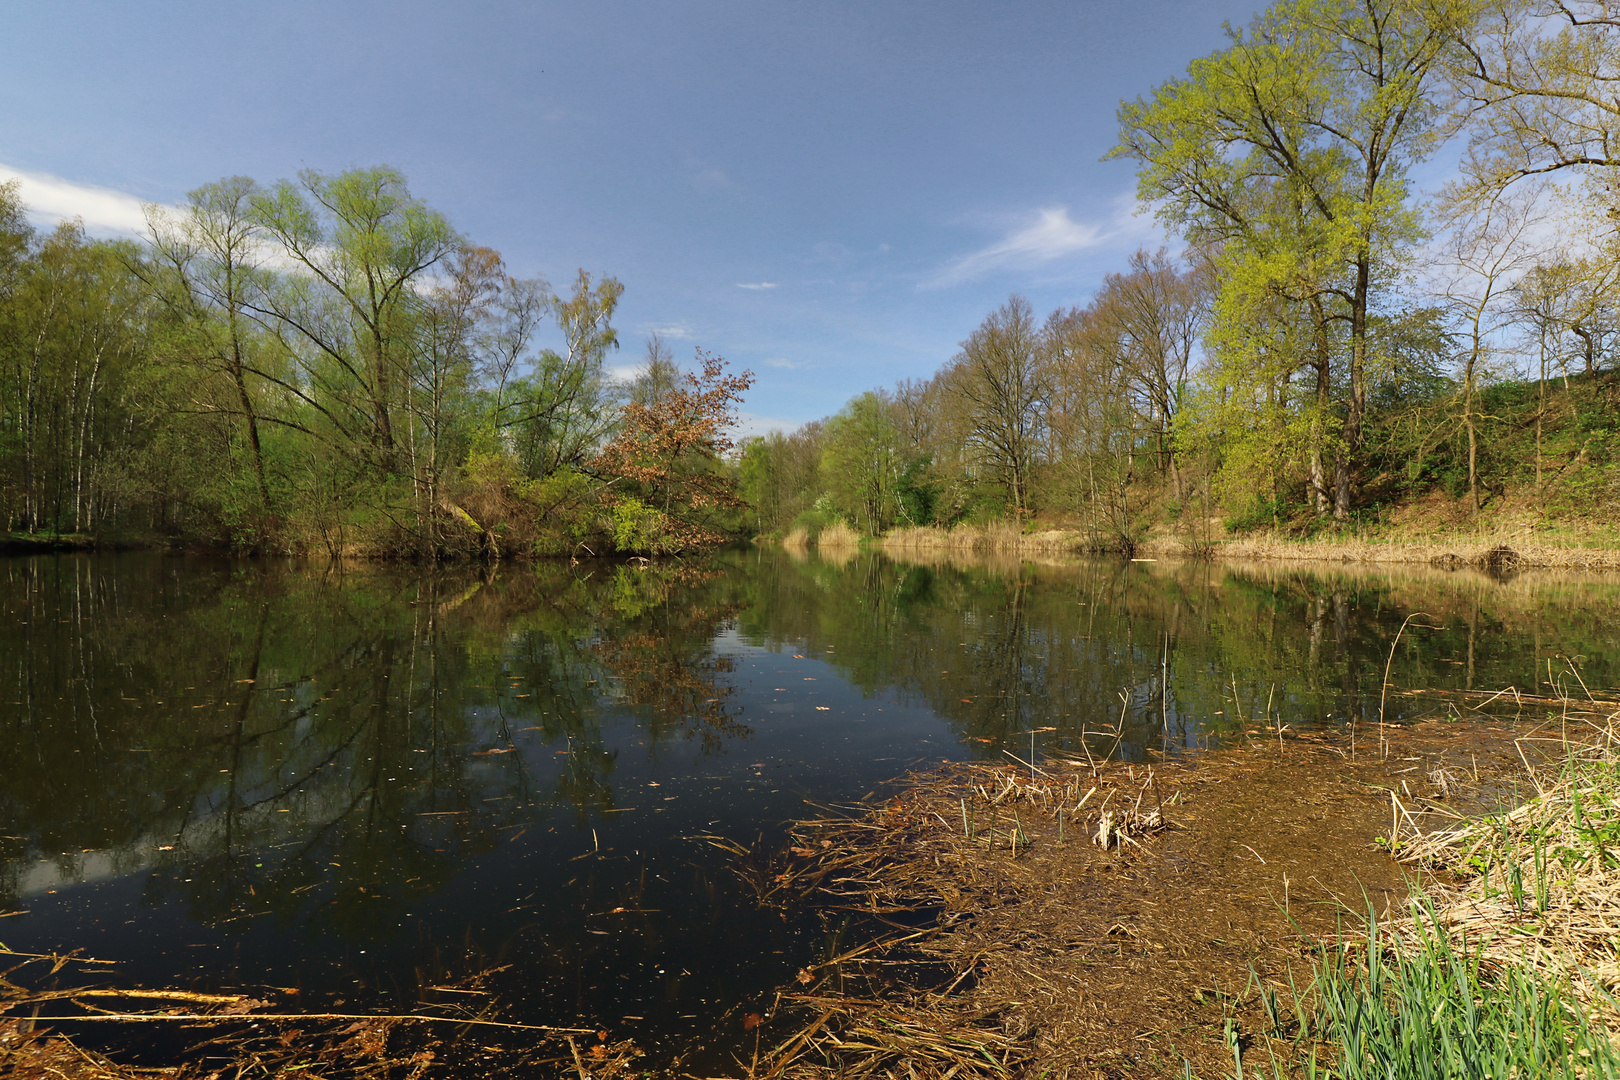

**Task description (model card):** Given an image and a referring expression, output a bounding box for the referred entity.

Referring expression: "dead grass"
[879,523,1084,555]
[0,949,639,1080]
[815,520,862,549]
[735,719,1538,1079]
[1396,699,1620,1014]
[1194,535,1620,572]
[880,523,1620,571]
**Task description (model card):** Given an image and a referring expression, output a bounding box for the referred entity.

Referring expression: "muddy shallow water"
[1,549,1616,1069]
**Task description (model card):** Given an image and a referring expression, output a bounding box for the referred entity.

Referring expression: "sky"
[1,1,1263,433]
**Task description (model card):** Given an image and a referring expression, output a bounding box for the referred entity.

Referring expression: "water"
[2,549,1618,1064]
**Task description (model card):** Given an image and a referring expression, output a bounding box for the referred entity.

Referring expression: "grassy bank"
[1149,532,1620,572]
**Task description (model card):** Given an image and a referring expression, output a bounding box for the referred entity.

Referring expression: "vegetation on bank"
[0,172,753,559]
[740,0,1620,557]
[10,2,1620,562]
[738,700,1620,1078]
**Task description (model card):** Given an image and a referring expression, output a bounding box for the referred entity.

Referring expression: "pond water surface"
[3,548,1618,1066]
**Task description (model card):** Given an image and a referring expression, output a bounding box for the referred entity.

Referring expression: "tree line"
[742,0,1620,547]
[0,168,752,556]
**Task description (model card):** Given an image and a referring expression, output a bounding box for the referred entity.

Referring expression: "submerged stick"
[7,1011,595,1032]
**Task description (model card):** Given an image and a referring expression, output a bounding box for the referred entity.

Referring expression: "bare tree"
[1083,249,1206,497]
[630,331,680,407]
[940,295,1048,517]
[1432,186,1547,512]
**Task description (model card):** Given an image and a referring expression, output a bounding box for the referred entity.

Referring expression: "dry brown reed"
[879,523,1083,555]
[1396,697,1620,1012]
[1200,535,1620,572]
[814,520,862,549]
[880,524,1620,571]
[0,946,637,1080]
[737,726,1493,1080]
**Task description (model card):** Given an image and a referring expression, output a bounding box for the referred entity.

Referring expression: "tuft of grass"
[1217,900,1619,1080]
[1306,900,1618,1080]
[815,519,862,549]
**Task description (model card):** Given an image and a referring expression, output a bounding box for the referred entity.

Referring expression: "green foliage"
[1113,0,1470,521]
[1223,495,1288,536]
[610,495,667,554]
[1302,903,1620,1080]
[821,392,905,533]
[787,505,838,541]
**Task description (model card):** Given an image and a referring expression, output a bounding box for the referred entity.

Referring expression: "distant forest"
[4,0,1620,558]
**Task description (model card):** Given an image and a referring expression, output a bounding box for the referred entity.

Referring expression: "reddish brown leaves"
[592,350,754,552]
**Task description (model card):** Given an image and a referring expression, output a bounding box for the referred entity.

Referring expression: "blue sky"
[2,1,1260,431]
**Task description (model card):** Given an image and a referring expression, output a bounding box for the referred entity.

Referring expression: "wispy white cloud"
[684,153,733,193]
[730,411,805,439]
[736,281,778,290]
[924,197,1161,289]
[646,323,696,340]
[0,162,167,237]
[762,357,801,369]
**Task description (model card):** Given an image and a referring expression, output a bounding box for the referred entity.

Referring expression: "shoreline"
[774,522,1620,572]
[746,708,1617,1078]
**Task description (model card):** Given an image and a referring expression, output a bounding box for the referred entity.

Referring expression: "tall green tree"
[1114,0,1479,519]
[249,167,460,475]
[3,223,148,533]
[145,176,275,515]
[821,392,904,533]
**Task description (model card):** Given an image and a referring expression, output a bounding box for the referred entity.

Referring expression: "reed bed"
[1396,708,1620,1009]
[732,725,1505,1080]
[878,525,1620,571]
[1205,535,1620,572]
[879,523,1087,555]
[747,758,1174,1079]
[725,697,1620,1080]
[814,520,862,549]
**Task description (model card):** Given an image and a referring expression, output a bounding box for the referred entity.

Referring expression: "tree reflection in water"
[2,549,1619,1066]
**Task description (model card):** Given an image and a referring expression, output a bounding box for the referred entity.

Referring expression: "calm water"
[3,549,1618,1063]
